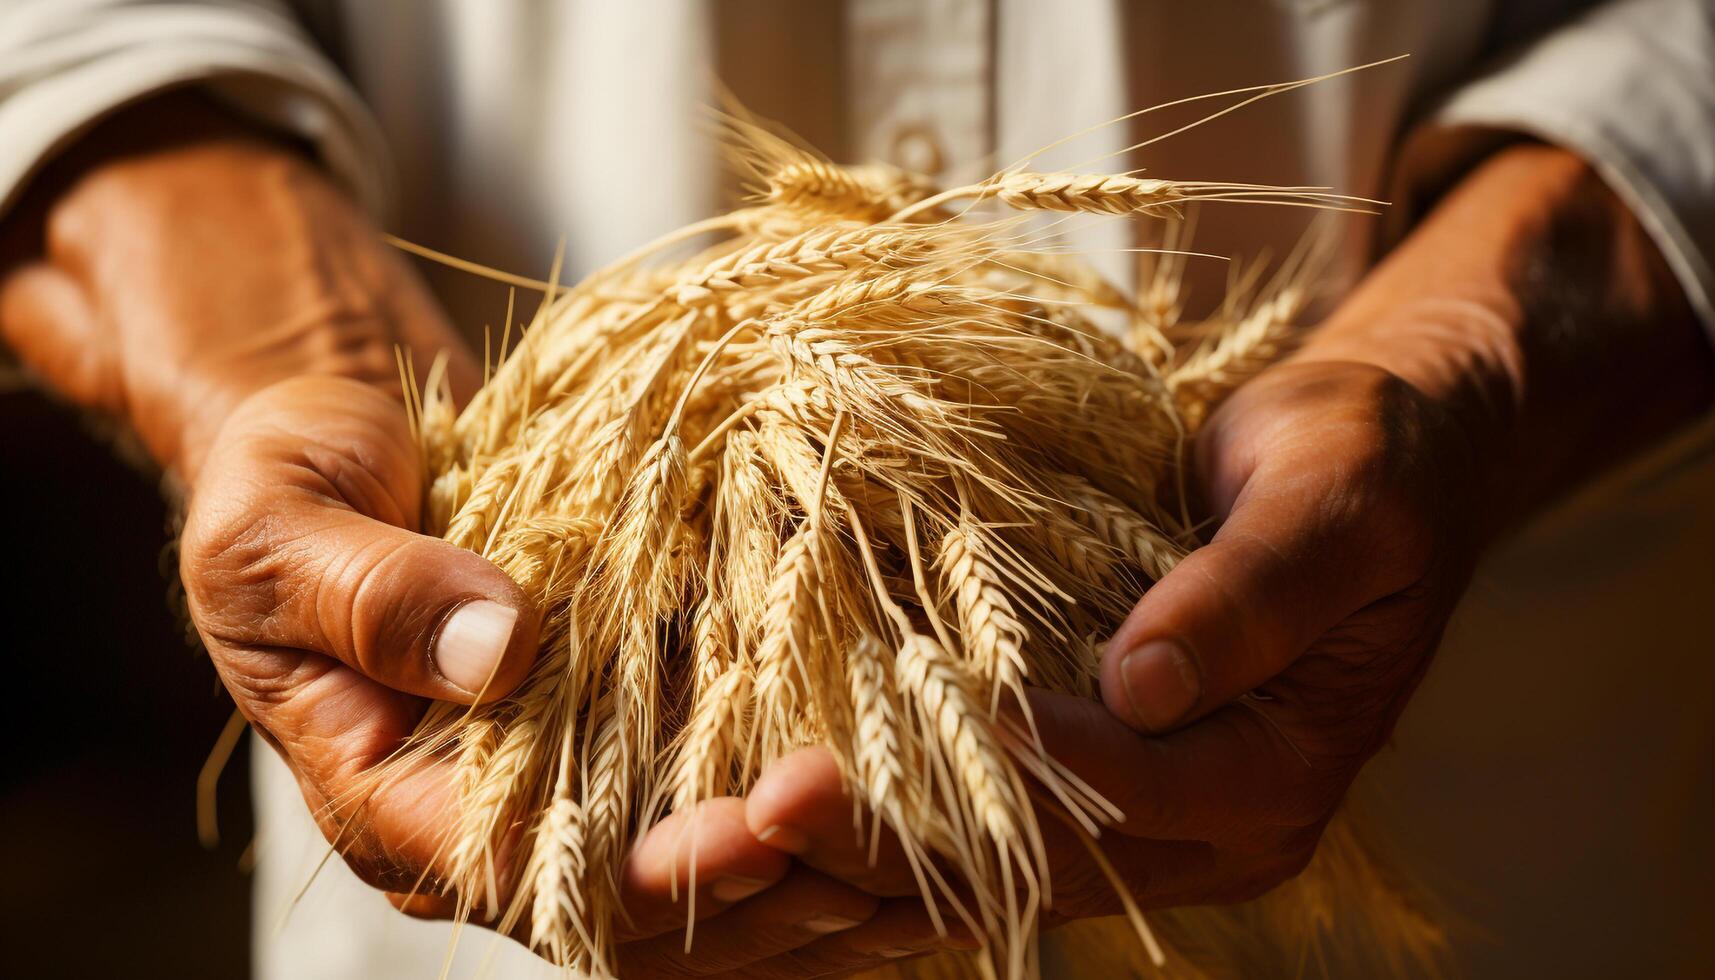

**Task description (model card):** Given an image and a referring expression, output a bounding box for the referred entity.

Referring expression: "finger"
[1024,688,1323,841]
[183,376,540,703]
[0,261,118,413]
[741,738,1230,943]
[617,867,878,977]
[1101,454,1411,733]
[386,890,458,920]
[746,747,926,898]
[218,636,463,892]
[1033,811,1226,918]
[723,897,981,979]
[616,798,792,940]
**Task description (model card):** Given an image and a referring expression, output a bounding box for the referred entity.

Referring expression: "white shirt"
[3,2,1713,977]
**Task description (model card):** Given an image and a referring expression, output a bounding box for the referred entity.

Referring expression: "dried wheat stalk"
[377,110,1435,979]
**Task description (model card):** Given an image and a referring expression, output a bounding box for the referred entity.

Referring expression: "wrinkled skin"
[0,98,895,971]
[2,91,1710,979]
[732,358,1481,971]
[729,143,1714,977]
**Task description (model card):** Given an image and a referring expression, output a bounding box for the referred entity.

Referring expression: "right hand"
[0,99,534,887]
[190,379,891,978]
[183,376,543,884]
[0,98,886,970]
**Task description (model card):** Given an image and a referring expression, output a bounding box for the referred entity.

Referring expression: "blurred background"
[0,383,252,979]
[3,3,1714,977]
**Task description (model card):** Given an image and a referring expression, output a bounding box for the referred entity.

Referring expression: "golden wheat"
[375,98,1438,980]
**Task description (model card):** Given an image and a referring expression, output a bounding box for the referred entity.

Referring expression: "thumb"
[1099,466,1411,733]
[183,376,539,703]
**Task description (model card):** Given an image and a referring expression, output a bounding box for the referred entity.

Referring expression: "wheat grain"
[940,525,1031,711]
[749,524,824,765]
[1168,283,1304,429]
[382,90,1436,980]
[1044,470,1188,581]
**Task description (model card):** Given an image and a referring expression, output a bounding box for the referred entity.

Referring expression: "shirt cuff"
[0,1,392,222]
[1393,0,1715,344]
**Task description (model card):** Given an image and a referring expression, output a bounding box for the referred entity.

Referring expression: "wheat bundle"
[378,102,1437,979]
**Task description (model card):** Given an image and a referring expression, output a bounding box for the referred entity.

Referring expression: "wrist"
[1297,142,1713,531]
[21,115,454,486]
[61,141,372,476]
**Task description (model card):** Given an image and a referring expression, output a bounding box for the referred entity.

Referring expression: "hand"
[1078,356,1479,900]
[0,95,474,483]
[1,97,531,882]
[734,142,1715,971]
[0,95,887,970]
[731,358,1478,977]
[192,378,883,973]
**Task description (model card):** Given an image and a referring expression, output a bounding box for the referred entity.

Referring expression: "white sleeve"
[1396,0,1715,340]
[0,0,391,220]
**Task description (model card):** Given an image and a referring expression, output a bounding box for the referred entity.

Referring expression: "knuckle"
[182,495,301,646]
[223,379,420,520]
[295,785,390,885]
[1348,372,1466,548]
[214,645,333,710]
[43,192,101,264]
[299,439,418,528]
[1251,752,1343,831]
[1256,685,1387,786]
[1290,378,1449,587]
[182,427,436,662]
[317,337,401,391]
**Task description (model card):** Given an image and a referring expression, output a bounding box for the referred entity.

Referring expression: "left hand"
[726,356,1482,979]
[727,141,1715,976]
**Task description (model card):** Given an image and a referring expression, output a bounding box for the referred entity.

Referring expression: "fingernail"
[800,913,864,934]
[711,875,771,903]
[434,600,518,693]
[1118,639,1200,731]
[875,947,918,958]
[755,823,809,854]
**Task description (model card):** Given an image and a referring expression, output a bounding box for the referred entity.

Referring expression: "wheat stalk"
[375,92,1441,980]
